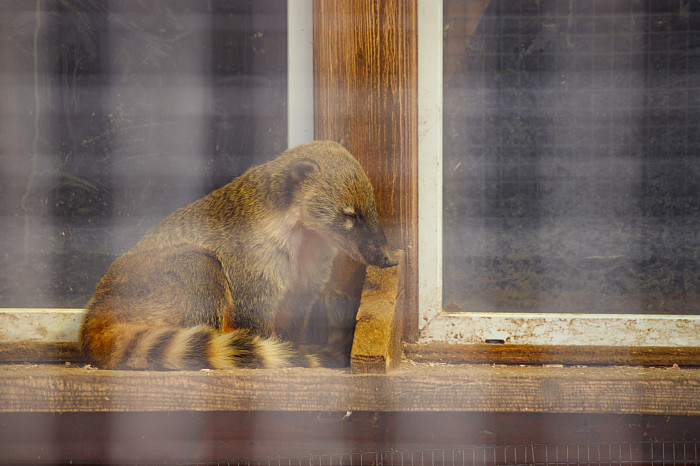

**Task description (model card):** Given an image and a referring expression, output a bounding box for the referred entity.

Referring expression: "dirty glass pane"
[444,0,700,314]
[0,0,287,307]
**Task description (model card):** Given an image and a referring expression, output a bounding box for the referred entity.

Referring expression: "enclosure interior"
[0,0,288,308]
[444,0,700,315]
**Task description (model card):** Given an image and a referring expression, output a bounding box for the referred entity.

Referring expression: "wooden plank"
[351,251,403,373]
[405,342,700,367]
[1,363,699,415]
[313,0,419,340]
[0,342,82,364]
[6,340,700,368]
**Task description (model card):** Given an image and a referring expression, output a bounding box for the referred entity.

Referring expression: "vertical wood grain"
[313,0,418,339]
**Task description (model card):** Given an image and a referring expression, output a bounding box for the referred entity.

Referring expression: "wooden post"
[313,0,419,340]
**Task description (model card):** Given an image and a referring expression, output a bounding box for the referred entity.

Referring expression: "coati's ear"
[337,138,346,147]
[288,158,319,185]
[283,158,320,203]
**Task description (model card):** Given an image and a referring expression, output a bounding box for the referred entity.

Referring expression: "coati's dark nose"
[382,250,399,268]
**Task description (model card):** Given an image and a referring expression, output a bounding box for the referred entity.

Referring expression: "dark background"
[444,0,700,314]
[0,0,287,307]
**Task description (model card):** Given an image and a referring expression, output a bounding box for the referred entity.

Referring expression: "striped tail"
[81,324,319,370]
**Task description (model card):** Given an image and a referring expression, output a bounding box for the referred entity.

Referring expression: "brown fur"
[80,141,397,370]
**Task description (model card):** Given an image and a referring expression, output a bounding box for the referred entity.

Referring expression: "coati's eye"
[342,206,359,219]
[342,206,359,229]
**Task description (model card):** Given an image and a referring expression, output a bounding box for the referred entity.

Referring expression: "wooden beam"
[5,339,700,368]
[351,251,404,373]
[1,363,700,415]
[0,342,82,364]
[313,0,419,339]
[405,342,700,367]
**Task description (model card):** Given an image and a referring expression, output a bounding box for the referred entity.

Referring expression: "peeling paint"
[0,309,83,343]
[421,312,700,347]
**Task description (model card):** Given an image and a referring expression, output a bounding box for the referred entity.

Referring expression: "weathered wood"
[420,311,700,347]
[0,342,82,364]
[1,363,699,415]
[405,342,700,367]
[0,309,84,363]
[351,251,403,373]
[6,340,700,368]
[313,0,419,340]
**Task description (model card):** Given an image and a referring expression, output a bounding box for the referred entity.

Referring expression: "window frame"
[416,0,700,348]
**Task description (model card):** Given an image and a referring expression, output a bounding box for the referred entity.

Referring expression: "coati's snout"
[330,205,398,268]
[380,248,400,268]
[367,246,399,268]
[359,232,399,268]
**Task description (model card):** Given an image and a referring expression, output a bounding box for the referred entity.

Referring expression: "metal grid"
[446,0,700,216]
[192,440,700,466]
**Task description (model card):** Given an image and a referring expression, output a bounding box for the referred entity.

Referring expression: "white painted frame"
[416,0,700,347]
[287,0,314,147]
[417,0,444,331]
[0,309,83,343]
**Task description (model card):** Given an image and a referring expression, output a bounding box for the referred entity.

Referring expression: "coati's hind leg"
[80,244,318,370]
[83,245,236,331]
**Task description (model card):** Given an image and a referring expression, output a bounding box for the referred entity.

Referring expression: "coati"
[80,140,398,370]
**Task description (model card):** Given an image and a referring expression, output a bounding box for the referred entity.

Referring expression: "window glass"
[0,0,287,307]
[443,0,700,314]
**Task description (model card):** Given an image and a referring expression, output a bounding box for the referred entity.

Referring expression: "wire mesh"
[442,0,700,315]
[181,440,700,466]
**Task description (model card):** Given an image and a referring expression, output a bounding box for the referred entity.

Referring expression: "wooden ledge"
[1,362,699,415]
[350,251,404,373]
[405,342,700,367]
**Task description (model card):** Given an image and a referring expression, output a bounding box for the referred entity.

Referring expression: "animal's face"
[299,164,398,269]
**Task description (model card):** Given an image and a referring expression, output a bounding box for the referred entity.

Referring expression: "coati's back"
[80,141,397,370]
